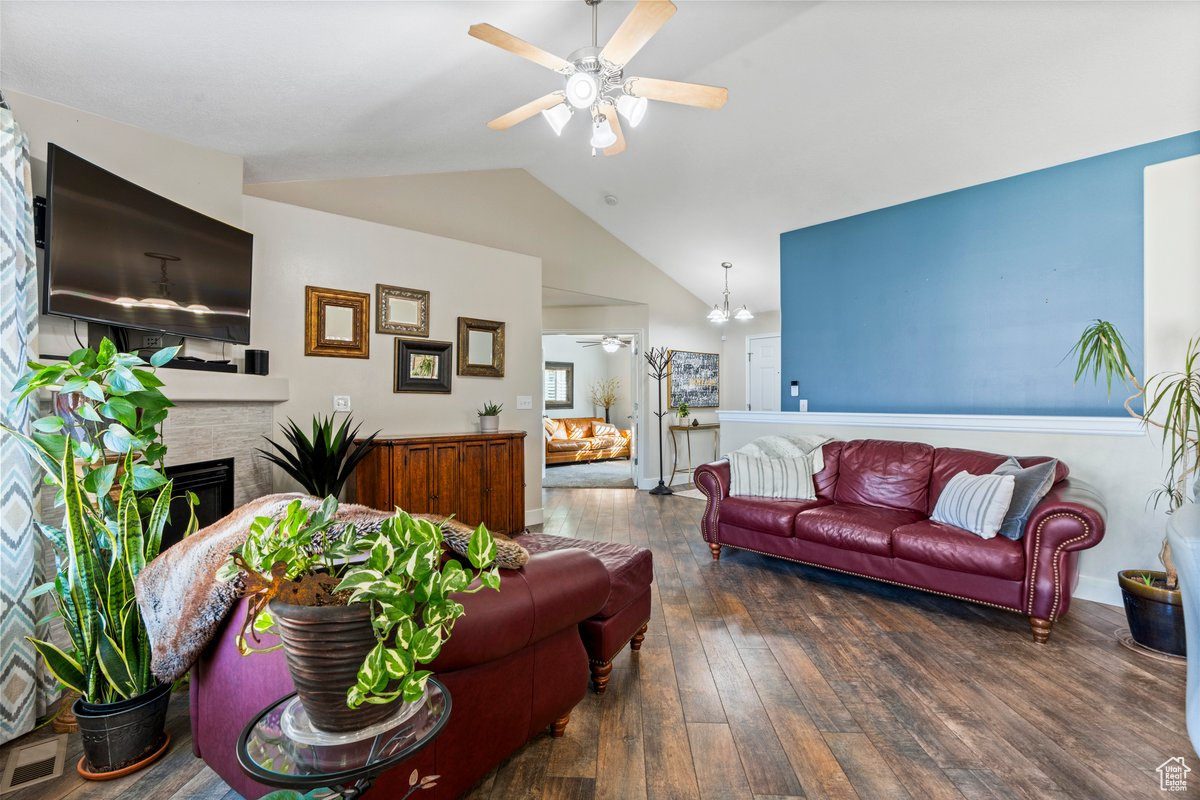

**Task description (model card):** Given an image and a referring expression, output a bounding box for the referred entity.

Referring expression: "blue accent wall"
[779,132,1200,415]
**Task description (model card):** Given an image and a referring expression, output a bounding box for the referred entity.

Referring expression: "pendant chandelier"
[706,262,753,323]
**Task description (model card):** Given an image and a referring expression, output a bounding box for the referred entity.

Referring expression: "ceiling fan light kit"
[469,0,728,156]
[708,262,753,324]
[541,102,573,136]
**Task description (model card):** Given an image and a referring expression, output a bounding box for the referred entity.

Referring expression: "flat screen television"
[43,144,253,344]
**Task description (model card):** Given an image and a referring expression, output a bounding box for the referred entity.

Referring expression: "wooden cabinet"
[353,431,526,534]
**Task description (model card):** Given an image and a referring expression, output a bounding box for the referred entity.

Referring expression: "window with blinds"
[544,361,573,409]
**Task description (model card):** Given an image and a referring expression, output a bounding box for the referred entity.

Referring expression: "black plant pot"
[1119,570,1186,656]
[73,682,171,775]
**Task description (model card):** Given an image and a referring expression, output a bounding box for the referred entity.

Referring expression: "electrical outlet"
[143,335,162,349]
[333,395,352,412]
[516,395,533,410]
[798,399,809,412]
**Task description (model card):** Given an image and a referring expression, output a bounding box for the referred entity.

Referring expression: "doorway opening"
[541,332,640,489]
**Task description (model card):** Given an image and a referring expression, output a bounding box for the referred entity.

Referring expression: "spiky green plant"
[1070,320,1200,588]
[477,402,503,417]
[257,415,379,499]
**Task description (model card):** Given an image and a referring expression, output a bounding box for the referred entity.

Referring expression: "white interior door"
[747,334,782,412]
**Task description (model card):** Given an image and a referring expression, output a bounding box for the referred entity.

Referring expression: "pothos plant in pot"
[2,339,193,776]
[218,497,501,732]
[1069,320,1200,656]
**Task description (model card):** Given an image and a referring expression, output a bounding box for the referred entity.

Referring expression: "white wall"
[243,196,545,525]
[719,310,782,412]
[6,91,245,361]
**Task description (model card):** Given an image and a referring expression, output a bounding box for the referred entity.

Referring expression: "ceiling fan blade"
[603,105,626,156]
[625,77,728,109]
[487,92,565,131]
[600,0,677,68]
[469,23,572,73]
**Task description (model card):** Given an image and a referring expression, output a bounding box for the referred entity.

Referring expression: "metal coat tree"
[645,346,673,495]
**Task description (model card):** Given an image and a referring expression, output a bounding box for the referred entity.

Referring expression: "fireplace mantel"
[155,369,289,403]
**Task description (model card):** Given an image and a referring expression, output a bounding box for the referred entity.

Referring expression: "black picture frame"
[395,339,453,394]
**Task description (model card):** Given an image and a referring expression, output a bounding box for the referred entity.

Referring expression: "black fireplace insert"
[162,457,234,551]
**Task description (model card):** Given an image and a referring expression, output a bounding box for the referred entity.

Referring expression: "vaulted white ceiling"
[3,1,1198,312]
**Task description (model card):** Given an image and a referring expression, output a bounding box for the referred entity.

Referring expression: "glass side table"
[237,678,450,800]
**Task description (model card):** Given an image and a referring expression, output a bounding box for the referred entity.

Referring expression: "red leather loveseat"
[694,439,1106,642]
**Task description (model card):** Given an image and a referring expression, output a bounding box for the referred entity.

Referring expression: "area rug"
[543,458,635,489]
[673,488,707,501]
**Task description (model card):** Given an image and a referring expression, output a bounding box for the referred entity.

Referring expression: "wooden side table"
[669,424,720,485]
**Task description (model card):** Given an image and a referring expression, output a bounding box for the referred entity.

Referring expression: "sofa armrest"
[694,460,730,544]
[1022,478,1107,621]
[433,548,609,671]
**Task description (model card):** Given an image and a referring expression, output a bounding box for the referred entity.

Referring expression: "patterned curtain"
[0,101,51,744]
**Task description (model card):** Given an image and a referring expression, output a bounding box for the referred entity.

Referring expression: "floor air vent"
[0,735,66,794]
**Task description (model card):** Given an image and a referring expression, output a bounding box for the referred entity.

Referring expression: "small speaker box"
[245,349,269,376]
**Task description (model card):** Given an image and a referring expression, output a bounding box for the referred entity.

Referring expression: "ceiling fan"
[577,336,630,352]
[469,0,728,155]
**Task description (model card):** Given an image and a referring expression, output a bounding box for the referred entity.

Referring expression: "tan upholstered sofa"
[544,417,631,464]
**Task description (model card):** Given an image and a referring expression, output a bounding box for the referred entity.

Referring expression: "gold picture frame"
[305,286,370,358]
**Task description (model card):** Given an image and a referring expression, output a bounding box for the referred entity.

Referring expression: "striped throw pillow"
[930,471,1016,539]
[728,453,816,500]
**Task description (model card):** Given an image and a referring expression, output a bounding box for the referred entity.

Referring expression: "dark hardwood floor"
[5,487,1190,799]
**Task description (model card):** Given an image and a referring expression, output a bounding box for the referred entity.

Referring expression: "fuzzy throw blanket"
[134,494,530,683]
[134,493,393,683]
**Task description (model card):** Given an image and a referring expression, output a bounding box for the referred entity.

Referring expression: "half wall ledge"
[716,410,1143,437]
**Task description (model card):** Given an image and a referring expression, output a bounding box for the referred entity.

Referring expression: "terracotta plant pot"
[1119,569,1186,656]
[269,599,398,732]
[73,682,171,776]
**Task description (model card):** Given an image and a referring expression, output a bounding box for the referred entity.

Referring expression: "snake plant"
[3,339,186,703]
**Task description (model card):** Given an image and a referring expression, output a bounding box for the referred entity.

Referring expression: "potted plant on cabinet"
[1069,320,1200,655]
[257,415,379,499]
[219,497,500,732]
[2,340,188,777]
[477,401,502,433]
[589,378,620,424]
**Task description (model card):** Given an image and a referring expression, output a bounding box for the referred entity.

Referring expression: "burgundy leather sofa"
[191,549,610,799]
[694,439,1106,642]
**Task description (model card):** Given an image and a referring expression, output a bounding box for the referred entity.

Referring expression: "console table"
[669,424,720,484]
[353,431,526,535]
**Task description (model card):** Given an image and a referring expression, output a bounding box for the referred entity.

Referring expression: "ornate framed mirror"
[376,284,430,337]
[305,286,370,358]
[456,317,505,377]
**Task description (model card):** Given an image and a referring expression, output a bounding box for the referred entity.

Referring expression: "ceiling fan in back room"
[577,336,630,352]
[469,0,728,156]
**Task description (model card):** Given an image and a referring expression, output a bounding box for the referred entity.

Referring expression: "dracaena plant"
[219,498,500,708]
[2,338,187,704]
[257,415,379,499]
[1069,320,1200,588]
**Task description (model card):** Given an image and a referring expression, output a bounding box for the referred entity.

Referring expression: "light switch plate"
[516,395,533,410]
[333,395,352,412]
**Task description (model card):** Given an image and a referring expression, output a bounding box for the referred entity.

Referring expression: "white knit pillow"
[728,453,816,500]
[930,471,1016,539]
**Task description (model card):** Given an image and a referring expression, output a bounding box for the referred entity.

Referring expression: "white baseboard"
[525,507,544,527]
[1073,574,1122,607]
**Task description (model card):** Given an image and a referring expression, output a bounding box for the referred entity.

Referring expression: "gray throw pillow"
[991,457,1058,540]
